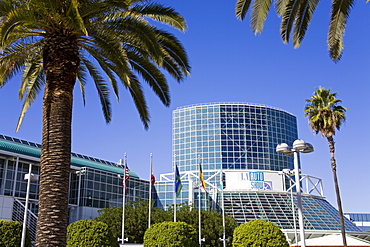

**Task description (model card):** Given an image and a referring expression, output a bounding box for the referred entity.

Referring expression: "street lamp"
[278,168,298,246]
[276,139,314,247]
[21,164,39,247]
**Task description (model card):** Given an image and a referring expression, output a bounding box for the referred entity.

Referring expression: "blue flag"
[174,164,182,197]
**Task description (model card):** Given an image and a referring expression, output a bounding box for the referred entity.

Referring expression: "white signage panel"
[224,170,284,192]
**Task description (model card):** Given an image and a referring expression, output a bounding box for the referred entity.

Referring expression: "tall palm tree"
[304,87,347,246]
[235,0,360,61]
[0,0,190,246]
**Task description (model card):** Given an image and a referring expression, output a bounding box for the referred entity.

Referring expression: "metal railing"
[12,198,38,246]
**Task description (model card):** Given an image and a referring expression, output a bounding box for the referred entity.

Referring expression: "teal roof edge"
[0,138,139,178]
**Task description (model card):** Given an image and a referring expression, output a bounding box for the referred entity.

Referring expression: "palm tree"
[0,0,190,245]
[235,0,358,61]
[304,87,347,246]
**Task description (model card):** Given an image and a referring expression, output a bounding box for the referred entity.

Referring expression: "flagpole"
[120,153,128,245]
[174,155,177,222]
[198,155,203,246]
[148,153,153,228]
[198,183,202,246]
[220,168,226,247]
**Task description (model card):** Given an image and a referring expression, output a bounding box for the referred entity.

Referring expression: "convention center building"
[0,102,369,245]
[154,102,369,243]
[0,134,149,243]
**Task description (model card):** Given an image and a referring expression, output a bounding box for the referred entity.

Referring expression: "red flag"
[151,173,155,185]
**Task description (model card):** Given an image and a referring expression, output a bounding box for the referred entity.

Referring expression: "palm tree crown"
[304,87,346,137]
[0,0,190,130]
[235,0,358,61]
[0,0,190,245]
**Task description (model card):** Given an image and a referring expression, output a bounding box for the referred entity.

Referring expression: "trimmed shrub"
[144,221,197,247]
[0,220,31,247]
[67,219,117,247]
[232,219,289,247]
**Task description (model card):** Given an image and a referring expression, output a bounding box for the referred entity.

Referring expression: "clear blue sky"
[1,1,369,213]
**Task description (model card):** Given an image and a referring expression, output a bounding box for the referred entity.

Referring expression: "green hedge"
[67,219,117,247]
[232,219,289,247]
[144,221,197,247]
[0,220,31,247]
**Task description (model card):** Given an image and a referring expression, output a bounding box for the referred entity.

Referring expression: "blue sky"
[1,1,369,213]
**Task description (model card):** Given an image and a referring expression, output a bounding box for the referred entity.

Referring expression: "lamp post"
[21,164,39,247]
[276,139,314,247]
[279,168,298,246]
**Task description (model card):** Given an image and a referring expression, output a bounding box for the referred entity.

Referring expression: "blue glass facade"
[154,102,362,233]
[173,103,297,172]
[157,103,298,209]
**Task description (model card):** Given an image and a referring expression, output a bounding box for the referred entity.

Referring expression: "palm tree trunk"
[327,136,347,247]
[36,32,79,246]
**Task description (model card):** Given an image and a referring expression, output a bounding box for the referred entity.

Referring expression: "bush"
[144,221,197,247]
[0,220,31,247]
[232,219,289,247]
[67,219,117,247]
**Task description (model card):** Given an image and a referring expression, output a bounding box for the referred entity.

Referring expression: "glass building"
[154,102,363,242]
[345,213,370,231]
[0,134,149,243]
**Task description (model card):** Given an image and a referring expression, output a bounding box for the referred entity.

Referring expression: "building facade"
[156,102,298,209]
[154,102,363,243]
[345,213,370,232]
[0,134,149,243]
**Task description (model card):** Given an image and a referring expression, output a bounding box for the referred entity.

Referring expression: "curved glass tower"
[173,102,297,172]
[154,102,361,239]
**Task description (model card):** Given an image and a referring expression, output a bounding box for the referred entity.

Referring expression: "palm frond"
[77,63,88,105]
[328,0,354,61]
[292,0,319,48]
[275,0,290,17]
[19,50,43,100]
[251,0,273,35]
[82,58,112,123]
[236,0,253,20]
[0,42,35,86]
[281,0,301,44]
[66,0,89,36]
[125,72,150,129]
[81,29,132,92]
[129,3,187,31]
[155,29,191,80]
[127,50,170,106]
[0,5,39,47]
[16,68,44,131]
[102,16,164,65]
[78,0,129,19]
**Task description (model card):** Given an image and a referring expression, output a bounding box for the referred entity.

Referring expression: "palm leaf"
[328,0,354,61]
[130,3,187,31]
[292,0,319,48]
[77,63,88,105]
[66,0,89,36]
[251,0,273,34]
[236,0,253,20]
[127,50,170,106]
[280,0,301,44]
[82,59,112,123]
[275,0,290,17]
[16,67,44,131]
[124,72,150,129]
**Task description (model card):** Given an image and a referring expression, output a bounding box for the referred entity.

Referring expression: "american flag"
[122,168,130,188]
